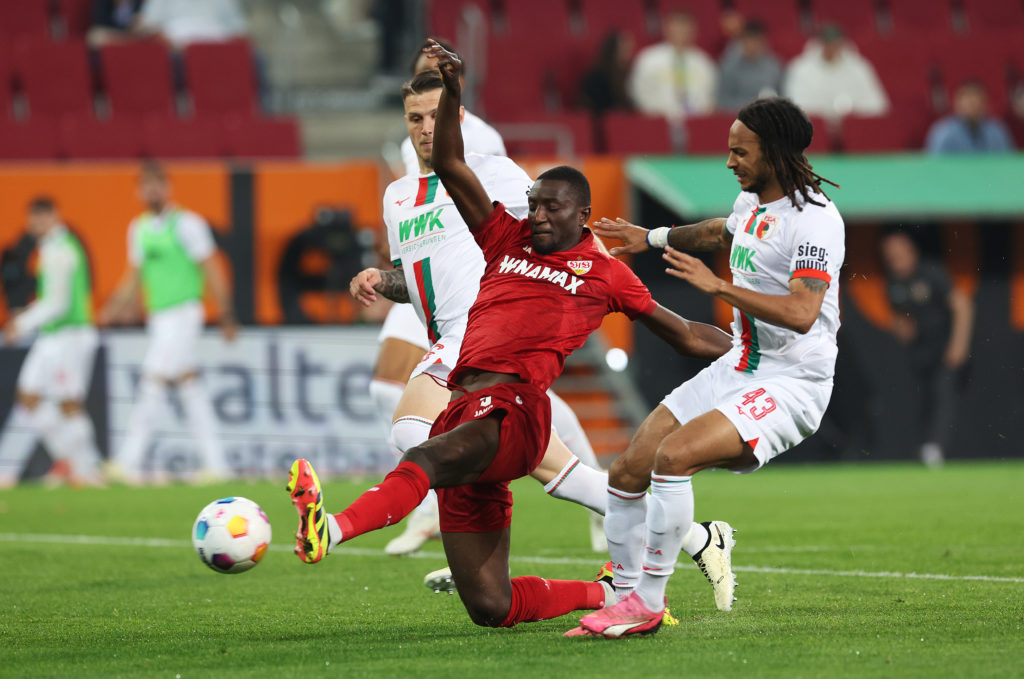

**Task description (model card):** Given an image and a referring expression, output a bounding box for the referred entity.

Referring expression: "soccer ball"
[192,497,272,574]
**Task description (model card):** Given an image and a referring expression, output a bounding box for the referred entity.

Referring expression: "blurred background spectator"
[627,9,716,120]
[134,0,247,49]
[880,230,974,467]
[579,32,634,115]
[87,0,144,47]
[784,23,888,121]
[716,20,781,112]
[926,80,1016,153]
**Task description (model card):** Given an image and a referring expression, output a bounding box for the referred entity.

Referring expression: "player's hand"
[591,218,650,256]
[2,320,18,346]
[424,38,462,93]
[663,246,725,295]
[220,314,239,343]
[350,268,383,307]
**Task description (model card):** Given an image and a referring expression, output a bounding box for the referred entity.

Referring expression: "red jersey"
[450,202,656,391]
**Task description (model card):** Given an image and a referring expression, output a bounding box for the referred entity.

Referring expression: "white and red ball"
[192,496,272,574]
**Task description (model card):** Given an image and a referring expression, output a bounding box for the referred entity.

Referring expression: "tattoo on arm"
[797,277,828,293]
[667,218,730,252]
[374,269,410,303]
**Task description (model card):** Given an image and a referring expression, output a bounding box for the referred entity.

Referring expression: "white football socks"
[547,390,601,470]
[682,521,711,557]
[369,379,405,458]
[390,415,436,518]
[604,486,648,600]
[543,455,607,514]
[326,513,343,550]
[0,402,58,482]
[179,378,229,477]
[117,378,164,475]
[55,412,102,480]
[637,474,694,612]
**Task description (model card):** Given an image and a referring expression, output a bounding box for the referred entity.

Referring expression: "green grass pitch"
[1,461,1022,678]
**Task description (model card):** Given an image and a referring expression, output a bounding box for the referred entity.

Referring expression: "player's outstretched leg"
[578,591,666,638]
[287,459,329,564]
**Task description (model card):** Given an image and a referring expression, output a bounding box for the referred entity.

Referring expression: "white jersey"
[400,110,507,176]
[383,153,531,343]
[723,189,845,379]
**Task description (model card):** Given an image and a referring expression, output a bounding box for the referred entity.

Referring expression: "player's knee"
[654,440,699,476]
[461,591,511,628]
[608,451,652,493]
[59,400,84,416]
[16,391,40,410]
[391,416,433,453]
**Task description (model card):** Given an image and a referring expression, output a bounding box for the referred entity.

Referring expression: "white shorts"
[17,326,99,401]
[143,301,204,379]
[408,326,465,382]
[661,357,833,473]
[378,303,429,350]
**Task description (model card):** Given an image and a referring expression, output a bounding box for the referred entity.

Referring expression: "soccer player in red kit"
[285,40,732,630]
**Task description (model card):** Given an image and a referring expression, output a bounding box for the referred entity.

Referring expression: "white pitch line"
[2,532,1023,584]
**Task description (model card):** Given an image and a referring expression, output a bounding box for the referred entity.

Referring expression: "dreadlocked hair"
[737,97,839,210]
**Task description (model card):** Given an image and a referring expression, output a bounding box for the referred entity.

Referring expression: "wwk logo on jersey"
[398,207,445,242]
[567,260,592,275]
[496,255,585,294]
[730,244,756,273]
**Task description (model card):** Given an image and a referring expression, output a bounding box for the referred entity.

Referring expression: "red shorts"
[431,382,551,533]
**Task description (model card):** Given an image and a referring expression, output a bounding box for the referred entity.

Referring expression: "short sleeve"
[127,218,143,266]
[787,211,845,286]
[606,258,656,319]
[481,156,532,220]
[725,192,758,234]
[177,212,217,261]
[470,202,529,261]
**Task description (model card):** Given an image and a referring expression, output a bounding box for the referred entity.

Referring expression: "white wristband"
[646,226,671,249]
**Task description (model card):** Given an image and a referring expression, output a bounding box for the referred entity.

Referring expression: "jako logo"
[497,255,585,294]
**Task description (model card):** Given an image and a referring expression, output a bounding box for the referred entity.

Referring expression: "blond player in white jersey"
[0,198,102,487]
[100,162,237,484]
[578,97,844,638]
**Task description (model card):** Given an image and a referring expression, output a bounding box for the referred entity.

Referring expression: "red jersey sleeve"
[470,201,530,261]
[606,258,657,319]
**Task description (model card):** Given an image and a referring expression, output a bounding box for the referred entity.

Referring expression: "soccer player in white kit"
[579,97,845,637]
[100,162,237,484]
[367,50,607,558]
[0,198,103,487]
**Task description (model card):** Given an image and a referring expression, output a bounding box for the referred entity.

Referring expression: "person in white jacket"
[627,10,717,120]
[784,24,889,121]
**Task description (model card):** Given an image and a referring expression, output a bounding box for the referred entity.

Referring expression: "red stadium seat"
[684,113,737,155]
[887,0,954,38]
[183,40,258,117]
[961,0,1024,32]
[426,0,490,42]
[0,0,51,39]
[0,42,13,120]
[481,35,551,118]
[0,118,59,160]
[932,35,1012,115]
[838,114,913,152]
[731,0,806,42]
[100,41,176,118]
[224,115,302,158]
[805,115,832,153]
[501,0,572,39]
[809,0,878,39]
[13,39,94,118]
[141,116,225,159]
[56,0,94,37]
[493,112,596,156]
[858,35,933,115]
[601,112,675,154]
[578,0,653,49]
[58,115,144,159]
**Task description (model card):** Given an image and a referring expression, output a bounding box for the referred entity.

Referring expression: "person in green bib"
[100,162,237,484]
[1,197,103,487]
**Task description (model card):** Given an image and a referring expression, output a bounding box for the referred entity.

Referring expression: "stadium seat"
[56,0,94,37]
[809,0,878,39]
[838,114,913,152]
[183,40,258,117]
[601,112,675,154]
[655,0,724,53]
[500,0,572,38]
[731,0,806,41]
[858,34,934,115]
[100,41,176,119]
[887,0,954,37]
[0,0,51,40]
[426,0,490,42]
[932,35,1012,115]
[58,116,144,160]
[805,115,832,153]
[141,116,225,159]
[224,115,302,158]
[684,113,737,155]
[481,35,552,118]
[578,0,653,49]
[493,112,596,156]
[0,42,13,120]
[13,39,94,118]
[961,0,1024,32]
[0,118,60,159]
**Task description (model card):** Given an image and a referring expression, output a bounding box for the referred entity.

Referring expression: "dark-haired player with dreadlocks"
[579,96,844,638]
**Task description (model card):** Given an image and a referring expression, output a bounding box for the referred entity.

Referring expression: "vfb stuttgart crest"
[755,215,778,240]
[567,260,592,275]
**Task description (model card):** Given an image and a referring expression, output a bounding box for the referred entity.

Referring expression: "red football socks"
[333,461,431,542]
[499,576,606,627]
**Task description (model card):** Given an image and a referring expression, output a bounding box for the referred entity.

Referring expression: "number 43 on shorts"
[736,387,777,421]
